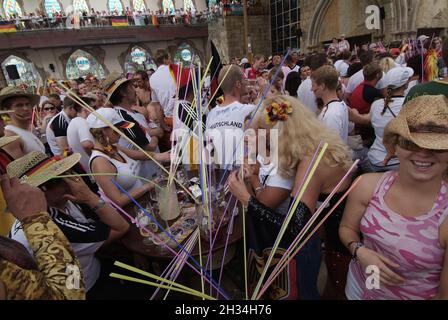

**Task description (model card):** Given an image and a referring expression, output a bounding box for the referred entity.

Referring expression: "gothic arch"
[118,43,155,71]
[60,47,109,79]
[2,0,25,17]
[306,0,334,49]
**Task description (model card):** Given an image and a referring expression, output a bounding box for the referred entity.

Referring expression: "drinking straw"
[258,160,359,299]
[112,179,230,299]
[250,142,327,299]
[257,175,362,299]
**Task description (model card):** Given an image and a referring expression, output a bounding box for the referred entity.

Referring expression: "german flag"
[111,17,129,27]
[0,22,16,33]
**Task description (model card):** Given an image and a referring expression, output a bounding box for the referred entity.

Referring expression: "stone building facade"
[300,0,448,52]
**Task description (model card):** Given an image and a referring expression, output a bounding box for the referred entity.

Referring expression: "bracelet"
[254,186,263,194]
[91,198,106,211]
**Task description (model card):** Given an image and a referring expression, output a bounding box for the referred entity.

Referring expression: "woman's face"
[300,66,311,79]
[102,127,121,144]
[396,138,448,183]
[42,103,57,118]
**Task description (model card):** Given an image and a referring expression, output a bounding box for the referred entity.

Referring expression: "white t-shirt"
[257,155,294,216]
[318,100,349,143]
[297,77,318,114]
[367,97,405,166]
[338,40,350,53]
[5,124,45,154]
[67,117,94,172]
[205,101,255,169]
[149,65,177,117]
[346,69,388,94]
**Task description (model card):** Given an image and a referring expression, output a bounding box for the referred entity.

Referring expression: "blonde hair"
[253,95,353,178]
[379,57,396,73]
[218,65,244,94]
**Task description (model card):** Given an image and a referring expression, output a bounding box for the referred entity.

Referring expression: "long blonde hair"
[252,95,353,178]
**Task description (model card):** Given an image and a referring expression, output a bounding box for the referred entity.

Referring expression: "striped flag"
[111,17,129,27]
[0,22,17,33]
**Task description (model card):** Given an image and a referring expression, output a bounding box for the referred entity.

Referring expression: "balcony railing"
[0,13,213,32]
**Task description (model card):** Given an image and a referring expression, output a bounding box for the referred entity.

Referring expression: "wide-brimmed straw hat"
[0,136,20,149]
[7,151,81,187]
[383,95,448,156]
[87,107,134,129]
[101,72,131,104]
[0,86,40,110]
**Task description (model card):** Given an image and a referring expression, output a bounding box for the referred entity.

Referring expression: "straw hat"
[7,151,81,187]
[101,72,131,104]
[0,86,40,110]
[383,95,448,156]
[86,107,134,129]
[0,136,20,149]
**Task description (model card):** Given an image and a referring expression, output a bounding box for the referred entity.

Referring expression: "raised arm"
[0,175,85,300]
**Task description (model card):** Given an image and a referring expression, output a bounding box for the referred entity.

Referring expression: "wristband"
[91,198,106,211]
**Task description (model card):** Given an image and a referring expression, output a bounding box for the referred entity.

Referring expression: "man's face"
[273,55,281,66]
[69,80,78,90]
[10,97,33,122]
[133,74,145,89]
[124,83,137,104]
[65,106,78,119]
[291,52,299,63]
[254,58,266,71]
[78,83,88,96]
[48,97,61,108]
[311,79,324,98]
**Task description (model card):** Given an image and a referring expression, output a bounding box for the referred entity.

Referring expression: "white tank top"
[89,149,143,194]
[5,124,46,154]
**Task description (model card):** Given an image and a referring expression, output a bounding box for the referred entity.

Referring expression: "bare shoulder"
[351,173,385,204]
[91,156,117,173]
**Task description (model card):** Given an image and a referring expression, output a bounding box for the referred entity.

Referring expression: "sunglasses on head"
[44,106,56,111]
[397,137,446,154]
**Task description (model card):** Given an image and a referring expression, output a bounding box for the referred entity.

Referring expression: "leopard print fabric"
[0,212,86,300]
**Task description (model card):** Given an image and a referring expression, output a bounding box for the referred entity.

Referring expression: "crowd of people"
[0,32,448,300]
[0,2,244,30]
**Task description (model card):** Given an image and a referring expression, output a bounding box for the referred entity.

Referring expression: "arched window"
[108,0,124,14]
[184,0,195,12]
[1,55,40,87]
[174,43,201,67]
[132,0,146,12]
[3,0,22,18]
[162,0,175,14]
[44,0,63,17]
[65,50,105,80]
[124,46,157,74]
[73,0,89,13]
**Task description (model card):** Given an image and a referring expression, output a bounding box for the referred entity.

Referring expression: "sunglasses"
[397,137,446,154]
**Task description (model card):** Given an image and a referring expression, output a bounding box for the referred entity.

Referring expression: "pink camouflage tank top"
[347,171,448,300]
